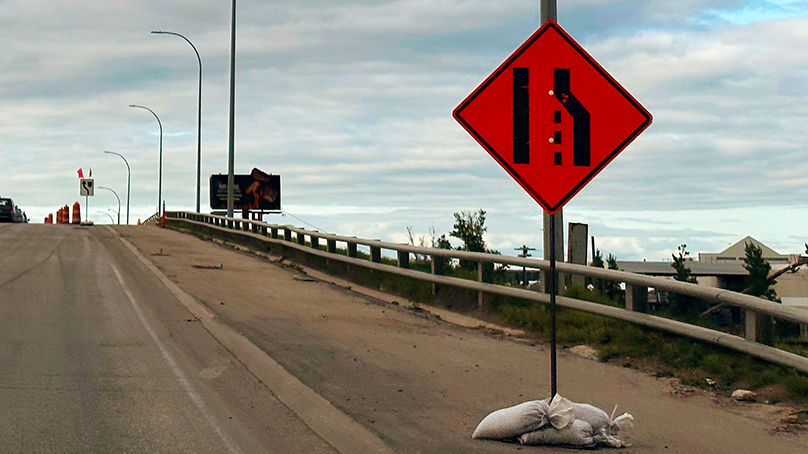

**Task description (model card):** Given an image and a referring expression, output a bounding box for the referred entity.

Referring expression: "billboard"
[210,168,281,211]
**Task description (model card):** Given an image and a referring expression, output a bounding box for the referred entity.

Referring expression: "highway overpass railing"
[164,211,808,374]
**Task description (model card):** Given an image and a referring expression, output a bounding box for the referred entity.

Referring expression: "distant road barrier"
[165,211,808,374]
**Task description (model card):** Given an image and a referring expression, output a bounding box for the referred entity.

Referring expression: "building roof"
[699,236,789,263]
[617,261,748,277]
[719,236,783,259]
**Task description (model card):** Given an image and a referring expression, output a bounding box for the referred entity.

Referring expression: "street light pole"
[151,30,203,214]
[96,211,115,224]
[98,186,121,225]
[227,0,237,218]
[103,151,130,225]
[129,104,163,216]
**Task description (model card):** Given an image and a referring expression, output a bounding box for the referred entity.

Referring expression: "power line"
[281,210,326,232]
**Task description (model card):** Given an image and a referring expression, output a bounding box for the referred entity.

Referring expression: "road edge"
[112,227,397,454]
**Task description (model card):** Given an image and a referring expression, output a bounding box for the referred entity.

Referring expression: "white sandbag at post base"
[552,396,634,433]
[472,394,634,447]
[519,419,596,448]
[471,399,550,440]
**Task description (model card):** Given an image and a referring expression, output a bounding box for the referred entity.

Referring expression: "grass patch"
[494,287,808,405]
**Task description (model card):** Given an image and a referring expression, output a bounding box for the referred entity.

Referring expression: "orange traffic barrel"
[72,202,81,224]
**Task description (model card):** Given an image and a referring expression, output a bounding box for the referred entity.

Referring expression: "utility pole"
[514,245,536,286]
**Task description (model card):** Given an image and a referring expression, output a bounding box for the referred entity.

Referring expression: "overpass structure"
[3,221,808,453]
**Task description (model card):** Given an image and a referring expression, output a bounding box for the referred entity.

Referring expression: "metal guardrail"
[164,211,808,374]
[143,212,161,225]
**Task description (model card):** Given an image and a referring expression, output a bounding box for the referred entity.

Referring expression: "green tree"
[449,209,488,253]
[604,254,622,302]
[433,234,453,275]
[588,249,621,302]
[590,249,604,269]
[671,244,697,284]
[743,241,779,302]
[448,209,503,282]
[670,244,699,316]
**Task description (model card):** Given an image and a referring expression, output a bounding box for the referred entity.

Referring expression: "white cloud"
[3,0,808,263]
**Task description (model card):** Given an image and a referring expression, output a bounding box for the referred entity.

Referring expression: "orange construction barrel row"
[51,203,81,224]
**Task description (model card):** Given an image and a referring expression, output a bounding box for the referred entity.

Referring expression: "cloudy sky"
[2,0,808,261]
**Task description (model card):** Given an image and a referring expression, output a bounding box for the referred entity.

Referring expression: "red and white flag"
[77,168,84,179]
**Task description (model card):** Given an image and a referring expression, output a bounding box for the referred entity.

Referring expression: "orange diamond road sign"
[453,20,652,214]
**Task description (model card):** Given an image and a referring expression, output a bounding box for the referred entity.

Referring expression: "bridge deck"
[114,224,808,453]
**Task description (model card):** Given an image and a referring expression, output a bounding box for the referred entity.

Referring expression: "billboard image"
[210,168,281,211]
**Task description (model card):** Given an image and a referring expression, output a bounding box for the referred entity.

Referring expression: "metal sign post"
[80,178,95,224]
[549,212,558,397]
[543,0,559,400]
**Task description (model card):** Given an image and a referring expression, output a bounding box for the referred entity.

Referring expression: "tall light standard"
[129,104,163,215]
[98,186,121,225]
[227,0,237,218]
[151,30,203,213]
[103,151,130,225]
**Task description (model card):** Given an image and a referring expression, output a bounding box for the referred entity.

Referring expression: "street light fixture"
[151,30,203,214]
[98,186,121,225]
[129,104,163,216]
[103,151,130,225]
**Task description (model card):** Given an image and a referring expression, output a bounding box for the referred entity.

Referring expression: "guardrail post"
[397,250,409,268]
[478,261,484,307]
[311,234,320,250]
[370,244,381,263]
[348,241,358,258]
[297,232,306,245]
[243,220,250,232]
[284,229,292,242]
[745,310,775,346]
[327,239,337,254]
[801,324,808,341]
[431,258,436,295]
[271,227,278,239]
[261,225,267,236]
[625,284,648,313]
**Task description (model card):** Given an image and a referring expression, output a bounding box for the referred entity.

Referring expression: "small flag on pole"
[77,169,84,179]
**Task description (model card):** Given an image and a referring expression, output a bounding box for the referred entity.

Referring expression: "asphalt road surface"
[0,223,335,453]
[3,222,808,453]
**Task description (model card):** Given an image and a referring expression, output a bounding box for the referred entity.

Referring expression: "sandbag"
[473,394,634,447]
[554,395,634,435]
[519,419,596,448]
[471,399,551,440]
